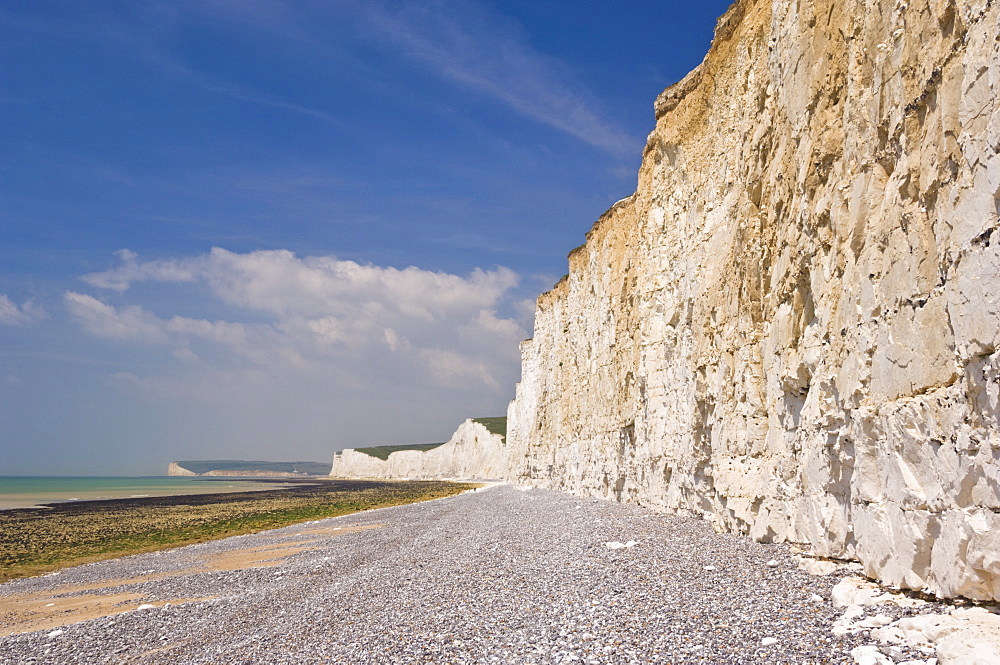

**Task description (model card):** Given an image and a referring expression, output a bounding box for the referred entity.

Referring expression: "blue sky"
[1,0,733,475]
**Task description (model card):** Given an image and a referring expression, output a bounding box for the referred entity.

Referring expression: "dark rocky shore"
[0,485,944,664]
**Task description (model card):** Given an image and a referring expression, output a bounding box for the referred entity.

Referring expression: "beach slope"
[0,485,973,664]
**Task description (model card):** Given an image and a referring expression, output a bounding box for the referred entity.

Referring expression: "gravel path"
[0,485,942,664]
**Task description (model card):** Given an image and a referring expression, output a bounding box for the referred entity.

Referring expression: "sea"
[0,476,282,510]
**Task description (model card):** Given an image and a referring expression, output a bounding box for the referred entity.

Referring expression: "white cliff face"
[507,0,1000,601]
[167,462,197,477]
[330,420,507,481]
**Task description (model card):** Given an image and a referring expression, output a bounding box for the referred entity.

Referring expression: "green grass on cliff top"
[472,416,506,438]
[173,460,331,475]
[353,417,507,460]
[353,443,446,461]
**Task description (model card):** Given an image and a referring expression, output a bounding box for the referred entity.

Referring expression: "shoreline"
[0,479,477,583]
[0,476,324,511]
[1,485,969,663]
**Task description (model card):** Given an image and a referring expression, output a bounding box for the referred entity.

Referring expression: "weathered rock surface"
[507,0,1000,601]
[330,419,507,480]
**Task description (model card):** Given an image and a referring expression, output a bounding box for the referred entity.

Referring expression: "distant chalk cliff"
[330,418,507,481]
[167,462,197,477]
[167,460,331,477]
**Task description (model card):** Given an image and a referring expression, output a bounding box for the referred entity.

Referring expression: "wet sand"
[0,477,296,511]
[0,479,476,583]
[0,523,384,637]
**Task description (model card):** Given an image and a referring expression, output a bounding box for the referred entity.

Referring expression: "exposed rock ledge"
[330,419,507,481]
[507,0,1000,602]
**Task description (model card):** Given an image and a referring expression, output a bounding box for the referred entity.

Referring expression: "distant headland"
[167,460,331,477]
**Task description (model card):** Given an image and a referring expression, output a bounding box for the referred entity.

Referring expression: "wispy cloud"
[174,0,638,154]
[9,0,636,156]
[0,295,44,325]
[357,0,637,157]
[134,44,354,131]
[8,4,351,133]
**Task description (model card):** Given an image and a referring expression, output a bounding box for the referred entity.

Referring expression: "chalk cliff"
[167,460,331,476]
[507,0,1000,602]
[167,462,197,477]
[330,419,507,480]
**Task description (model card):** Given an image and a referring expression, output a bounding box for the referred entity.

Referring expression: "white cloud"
[418,347,497,390]
[197,248,519,320]
[64,292,170,343]
[84,247,519,318]
[81,249,198,291]
[0,294,44,325]
[70,248,527,393]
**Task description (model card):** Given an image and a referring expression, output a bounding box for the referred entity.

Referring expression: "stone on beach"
[0,486,942,663]
[871,607,1000,665]
[851,645,894,665]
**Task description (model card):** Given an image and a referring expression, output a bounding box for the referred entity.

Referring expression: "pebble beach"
[0,485,956,664]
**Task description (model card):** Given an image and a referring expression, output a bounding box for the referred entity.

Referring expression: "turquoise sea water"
[0,476,280,510]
